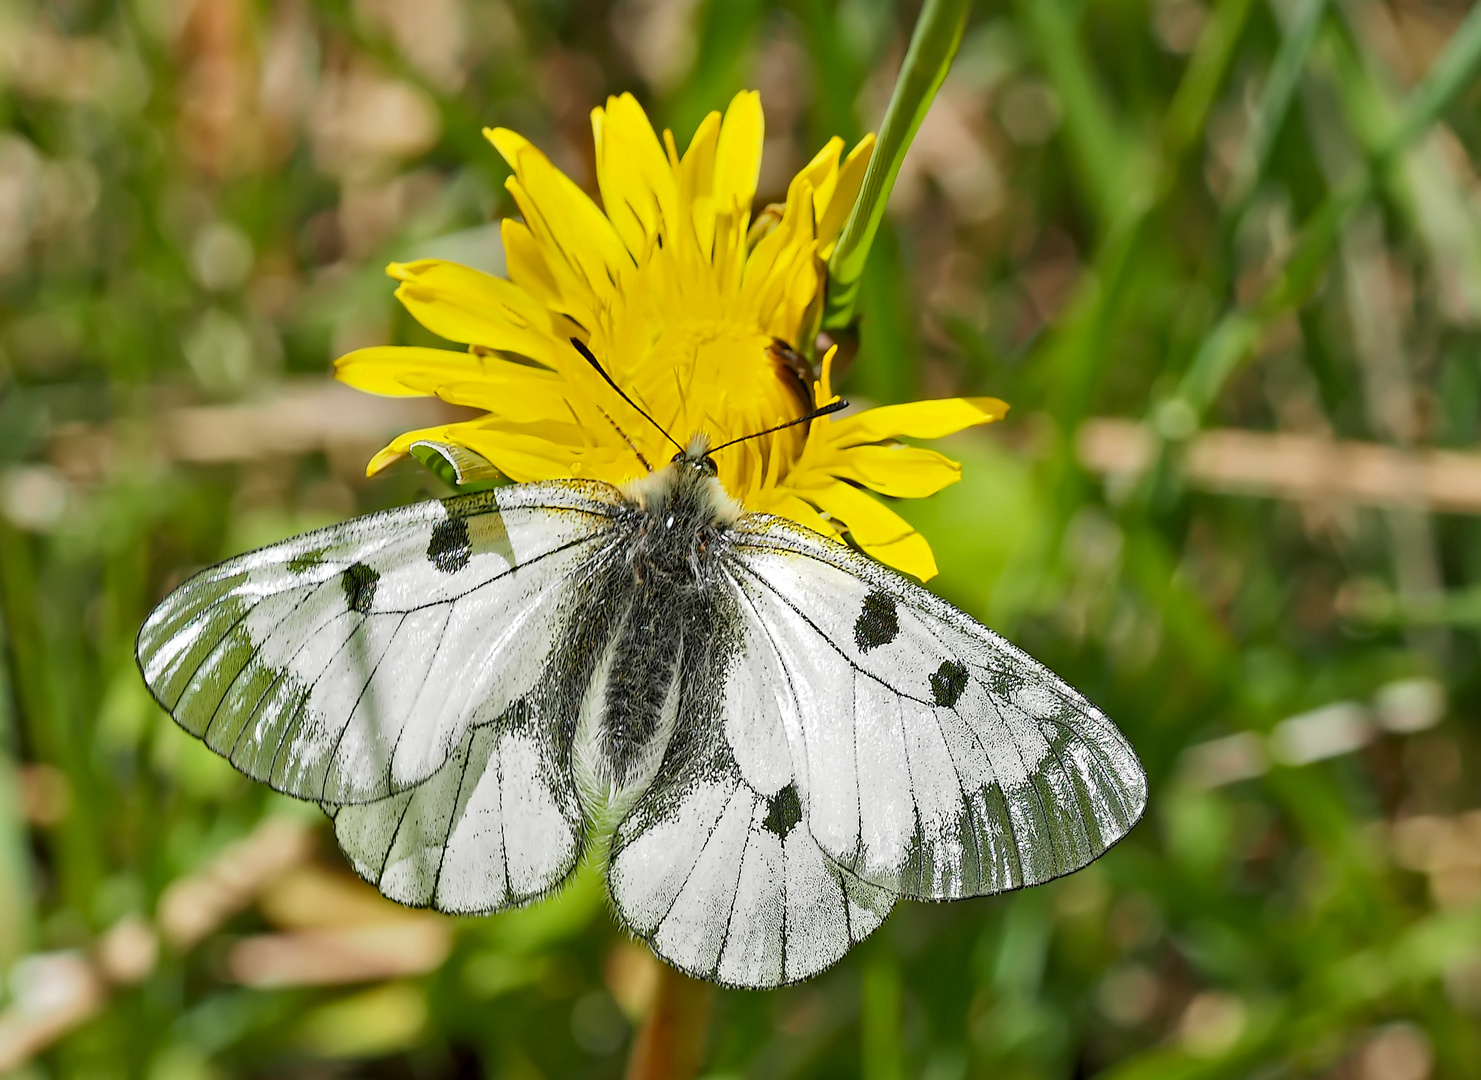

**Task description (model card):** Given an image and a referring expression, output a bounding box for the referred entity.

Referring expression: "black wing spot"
[930,660,969,709]
[854,591,899,652]
[288,549,325,574]
[427,517,472,574]
[763,783,802,840]
[341,562,380,615]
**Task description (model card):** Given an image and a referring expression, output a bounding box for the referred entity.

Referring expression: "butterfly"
[136,342,1146,989]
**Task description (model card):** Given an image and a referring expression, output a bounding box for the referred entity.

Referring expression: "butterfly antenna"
[570,338,684,455]
[708,397,849,454]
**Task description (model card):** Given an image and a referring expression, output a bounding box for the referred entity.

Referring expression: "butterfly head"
[672,433,719,478]
[623,429,737,526]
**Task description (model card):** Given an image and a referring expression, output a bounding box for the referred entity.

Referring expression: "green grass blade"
[0,619,35,967]
[1015,0,1135,224]
[1135,0,1481,471]
[1226,0,1328,207]
[1384,0,1481,156]
[1162,0,1256,164]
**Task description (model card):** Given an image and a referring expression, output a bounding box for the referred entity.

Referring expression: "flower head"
[336,91,1006,580]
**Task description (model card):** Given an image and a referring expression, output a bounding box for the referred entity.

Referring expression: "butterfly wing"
[606,610,895,989]
[721,514,1147,901]
[136,480,624,810]
[323,713,584,913]
[318,539,633,915]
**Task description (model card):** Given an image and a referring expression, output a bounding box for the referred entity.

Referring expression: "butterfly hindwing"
[136,481,626,806]
[324,705,584,913]
[607,610,895,989]
[723,514,1147,901]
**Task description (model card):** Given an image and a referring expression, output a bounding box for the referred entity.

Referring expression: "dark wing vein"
[728,561,937,706]
[199,588,321,744]
[319,611,412,803]
[432,736,476,905]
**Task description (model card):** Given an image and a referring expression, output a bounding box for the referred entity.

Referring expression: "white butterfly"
[136,383,1146,988]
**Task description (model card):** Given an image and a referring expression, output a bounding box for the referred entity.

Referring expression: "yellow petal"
[855,529,938,582]
[816,343,838,404]
[335,346,509,396]
[823,444,962,498]
[740,174,817,327]
[751,487,840,540]
[794,136,843,214]
[485,127,632,307]
[432,379,574,418]
[713,90,763,217]
[369,412,641,484]
[386,260,559,361]
[826,396,1009,446]
[804,479,938,580]
[336,345,583,429]
[678,111,719,199]
[334,346,458,397]
[450,427,591,483]
[818,134,875,257]
[592,93,679,257]
[500,218,561,309]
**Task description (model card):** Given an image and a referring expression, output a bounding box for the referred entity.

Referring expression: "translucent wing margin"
[723,514,1147,902]
[606,614,895,989]
[135,481,625,807]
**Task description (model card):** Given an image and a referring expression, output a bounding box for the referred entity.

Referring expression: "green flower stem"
[0,519,101,915]
[822,0,970,331]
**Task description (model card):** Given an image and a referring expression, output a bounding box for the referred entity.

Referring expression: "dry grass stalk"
[1077,419,1481,513]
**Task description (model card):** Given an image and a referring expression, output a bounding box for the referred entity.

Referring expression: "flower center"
[619,320,809,498]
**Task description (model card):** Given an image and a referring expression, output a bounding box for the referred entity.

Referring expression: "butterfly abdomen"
[601,586,685,786]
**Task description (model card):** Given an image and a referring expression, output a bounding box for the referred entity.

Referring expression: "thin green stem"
[823,0,970,330]
[0,611,34,968]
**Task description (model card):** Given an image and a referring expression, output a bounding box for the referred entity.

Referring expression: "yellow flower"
[336,91,1007,580]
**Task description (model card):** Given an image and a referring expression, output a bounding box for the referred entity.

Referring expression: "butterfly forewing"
[136,480,626,806]
[722,515,1147,902]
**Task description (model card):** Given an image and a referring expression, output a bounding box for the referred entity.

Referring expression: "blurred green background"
[5,0,1481,1076]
